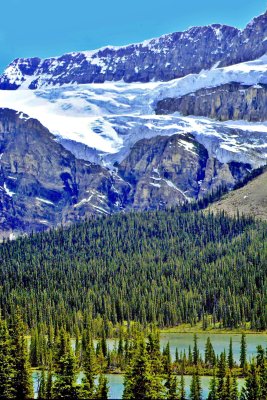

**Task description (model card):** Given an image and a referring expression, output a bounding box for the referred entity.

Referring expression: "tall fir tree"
[240,333,247,373]
[52,328,79,399]
[189,369,202,400]
[10,312,34,400]
[227,338,234,370]
[0,318,15,399]
[95,374,109,400]
[123,337,164,399]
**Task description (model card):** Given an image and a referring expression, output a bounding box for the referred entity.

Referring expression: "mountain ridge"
[0,10,266,89]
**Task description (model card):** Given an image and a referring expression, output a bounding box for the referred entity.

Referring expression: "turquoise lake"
[33,332,266,399]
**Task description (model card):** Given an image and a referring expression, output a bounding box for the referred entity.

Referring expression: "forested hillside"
[0,208,266,333]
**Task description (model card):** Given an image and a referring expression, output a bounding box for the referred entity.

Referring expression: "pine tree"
[52,328,79,399]
[227,338,234,370]
[207,370,218,400]
[256,345,267,398]
[189,369,202,400]
[147,330,163,375]
[205,337,216,368]
[240,333,247,373]
[79,337,97,399]
[165,373,178,400]
[0,318,15,399]
[10,312,34,400]
[179,374,186,400]
[240,362,261,400]
[193,335,199,366]
[37,368,46,399]
[217,351,226,398]
[163,342,172,374]
[95,374,109,400]
[123,337,164,399]
[231,375,239,400]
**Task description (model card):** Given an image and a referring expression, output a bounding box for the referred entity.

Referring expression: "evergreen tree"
[146,330,163,375]
[217,351,226,397]
[37,368,46,399]
[227,338,234,370]
[179,374,186,400]
[165,373,178,400]
[79,337,97,399]
[240,362,261,400]
[207,371,218,400]
[10,312,34,400]
[193,335,199,366]
[231,375,239,400]
[123,337,164,399]
[205,337,216,368]
[240,333,247,373]
[256,345,267,398]
[0,318,15,399]
[52,329,79,399]
[189,369,202,400]
[95,374,109,400]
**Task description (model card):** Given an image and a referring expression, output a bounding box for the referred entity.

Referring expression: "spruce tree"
[79,337,97,399]
[189,369,202,400]
[123,337,164,399]
[179,374,186,400]
[37,368,46,399]
[240,333,247,373]
[10,312,34,400]
[256,345,267,398]
[231,375,239,400]
[240,362,261,400]
[227,338,234,370]
[207,370,218,400]
[0,318,15,399]
[193,335,199,366]
[95,374,109,400]
[52,329,79,399]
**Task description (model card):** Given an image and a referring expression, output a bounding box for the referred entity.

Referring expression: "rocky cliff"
[0,11,266,89]
[0,108,128,238]
[0,108,253,238]
[156,82,267,122]
[118,133,251,210]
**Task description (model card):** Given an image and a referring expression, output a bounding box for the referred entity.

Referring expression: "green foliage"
[123,336,165,399]
[190,369,202,400]
[0,209,265,333]
[0,318,15,399]
[10,312,34,400]
[51,329,79,399]
[240,334,247,373]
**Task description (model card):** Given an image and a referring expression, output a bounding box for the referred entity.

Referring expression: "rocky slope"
[207,169,267,220]
[0,108,128,239]
[118,133,251,209]
[0,11,266,89]
[156,82,267,122]
[0,108,253,238]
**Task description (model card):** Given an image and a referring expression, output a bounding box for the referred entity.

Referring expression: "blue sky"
[0,0,266,73]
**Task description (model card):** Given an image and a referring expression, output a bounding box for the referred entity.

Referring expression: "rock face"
[156,83,267,122]
[0,108,252,238]
[0,108,128,238]
[118,133,251,210]
[0,10,266,89]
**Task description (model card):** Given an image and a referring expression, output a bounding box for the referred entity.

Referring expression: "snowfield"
[0,55,266,167]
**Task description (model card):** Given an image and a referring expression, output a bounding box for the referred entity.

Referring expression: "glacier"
[0,55,266,168]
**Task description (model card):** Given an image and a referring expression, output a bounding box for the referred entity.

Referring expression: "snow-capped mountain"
[0,55,266,168]
[0,9,266,237]
[0,11,266,89]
